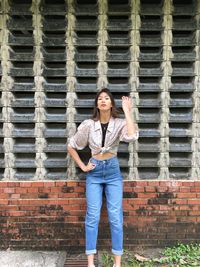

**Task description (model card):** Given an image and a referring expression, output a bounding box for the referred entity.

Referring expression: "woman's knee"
[85,209,101,226]
[108,210,123,228]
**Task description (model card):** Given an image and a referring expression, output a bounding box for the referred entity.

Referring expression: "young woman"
[67,88,139,267]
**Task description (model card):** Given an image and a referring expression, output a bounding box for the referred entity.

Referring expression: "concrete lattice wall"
[0,0,200,181]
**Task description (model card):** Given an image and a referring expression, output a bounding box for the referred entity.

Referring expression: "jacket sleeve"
[119,119,139,143]
[68,120,90,150]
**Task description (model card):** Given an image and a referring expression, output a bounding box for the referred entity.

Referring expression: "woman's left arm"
[122,96,138,136]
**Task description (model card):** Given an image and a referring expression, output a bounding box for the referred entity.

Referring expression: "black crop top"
[101,122,109,147]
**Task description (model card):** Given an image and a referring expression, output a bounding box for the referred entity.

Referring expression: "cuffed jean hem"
[112,249,123,256]
[86,249,97,255]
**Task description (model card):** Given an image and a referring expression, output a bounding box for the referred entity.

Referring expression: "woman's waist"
[89,154,118,167]
[90,145,118,158]
[92,152,116,160]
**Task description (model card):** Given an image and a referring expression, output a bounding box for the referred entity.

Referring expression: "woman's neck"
[99,111,111,124]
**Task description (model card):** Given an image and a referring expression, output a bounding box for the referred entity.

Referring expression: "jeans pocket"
[109,158,120,168]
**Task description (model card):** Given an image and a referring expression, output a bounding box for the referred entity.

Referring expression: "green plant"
[162,243,200,266]
[100,243,200,267]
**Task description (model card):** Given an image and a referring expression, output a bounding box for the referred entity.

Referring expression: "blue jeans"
[85,156,123,256]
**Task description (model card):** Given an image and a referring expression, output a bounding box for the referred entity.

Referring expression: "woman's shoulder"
[79,119,94,127]
[84,118,94,124]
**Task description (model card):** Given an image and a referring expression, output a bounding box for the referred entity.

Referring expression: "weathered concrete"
[0,251,67,267]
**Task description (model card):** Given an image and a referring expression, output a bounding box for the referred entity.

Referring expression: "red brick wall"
[0,181,200,250]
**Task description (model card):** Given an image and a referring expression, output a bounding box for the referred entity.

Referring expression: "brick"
[0,199,8,204]
[0,193,9,199]
[147,181,160,186]
[169,199,187,205]
[156,186,169,193]
[136,181,148,186]
[145,186,156,192]
[167,181,183,187]
[68,199,85,204]
[15,199,32,205]
[27,187,39,193]
[123,192,137,198]
[67,182,79,187]
[123,187,133,192]
[8,211,28,217]
[55,182,67,187]
[50,187,62,193]
[43,182,56,187]
[188,199,200,205]
[182,182,195,186]
[10,194,21,199]
[38,188,51,194]
[3,188,16,194]
[189,211,200,216]
[162,217,177,223]
[177,193,197,198]
[7,182,20,187]
[179,187,191,193]
[160,205,176,211]
[177,217,197,223]
[168,187,180,192]
[124,181,137,187]
[191,187,200,192]
[19,206,38,211]
[31,182,44,187]
[62,205,81,211]
[48,193,59,198]
[49,199,69,205]
[138,193,157,198]
[129,199,148,205]
[74,187,85,193]
[0,182,8,187]
[133,187,145,193]
[194,182,200,187]
[179,205,191,210]
[21,193,38,199]
[15,188,28,194]
[123,203,136,211]
[20,182,32,187]
[159,181,173,187]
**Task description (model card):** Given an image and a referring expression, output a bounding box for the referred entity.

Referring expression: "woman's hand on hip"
[81,161,96,172]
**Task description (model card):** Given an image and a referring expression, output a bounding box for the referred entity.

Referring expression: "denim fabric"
[85,156,123,256]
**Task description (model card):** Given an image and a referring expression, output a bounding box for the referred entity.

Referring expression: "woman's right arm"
[67,146,96,172]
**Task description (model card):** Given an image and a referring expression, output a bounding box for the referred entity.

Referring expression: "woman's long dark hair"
[92,88,120,121]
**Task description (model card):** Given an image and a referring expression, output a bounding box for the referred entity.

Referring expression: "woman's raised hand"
[122,96,132,115]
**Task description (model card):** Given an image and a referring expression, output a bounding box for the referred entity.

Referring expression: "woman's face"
[97,92,112,112]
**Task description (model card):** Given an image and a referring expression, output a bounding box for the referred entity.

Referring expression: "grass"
[101,243,200,267]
